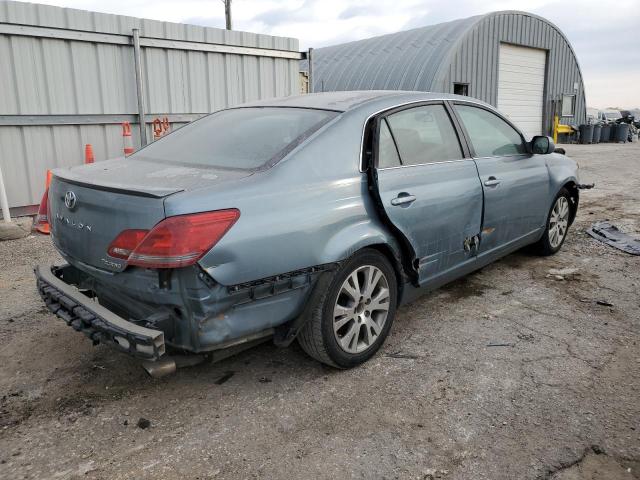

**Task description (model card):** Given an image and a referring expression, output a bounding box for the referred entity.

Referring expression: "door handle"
[391,193,416,206]
[484,176,501,187]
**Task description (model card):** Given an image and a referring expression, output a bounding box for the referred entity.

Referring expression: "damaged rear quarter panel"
[163,110,402,287]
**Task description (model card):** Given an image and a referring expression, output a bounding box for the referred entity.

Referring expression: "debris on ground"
[486,342,514,347]
[586,221,640,255]
[423,468,450,479]
[547,267,581,280]
[214,371,235,385]
[136,418,151,429]
[386,352,420,359]
[596,300,614,307]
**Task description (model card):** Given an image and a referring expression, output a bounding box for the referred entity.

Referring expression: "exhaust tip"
[141,357,177,378]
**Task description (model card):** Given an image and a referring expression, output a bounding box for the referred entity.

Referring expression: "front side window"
[133,107,338,170]
[385,104,463,166]
[455,105,526,157]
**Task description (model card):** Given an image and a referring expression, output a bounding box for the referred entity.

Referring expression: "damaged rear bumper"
[35,264,165,360]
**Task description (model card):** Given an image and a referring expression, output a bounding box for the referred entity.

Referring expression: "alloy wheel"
[549,196,570,249]
[332,265,391,354]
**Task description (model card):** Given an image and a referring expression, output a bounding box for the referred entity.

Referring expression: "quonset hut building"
[304,11,586,140]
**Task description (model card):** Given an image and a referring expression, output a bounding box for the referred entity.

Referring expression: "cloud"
[338,4,389,20]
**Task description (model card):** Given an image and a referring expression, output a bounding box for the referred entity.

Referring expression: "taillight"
[108,209,240,269]
[34,188,50,234]
[107,229,149,259]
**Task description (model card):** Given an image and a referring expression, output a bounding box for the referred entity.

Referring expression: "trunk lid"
[49,158,252,273]
[58,157,253,196]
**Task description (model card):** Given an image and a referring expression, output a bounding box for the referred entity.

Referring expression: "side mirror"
[530,135,555,155]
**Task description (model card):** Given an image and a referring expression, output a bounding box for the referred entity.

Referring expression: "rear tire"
[297,249,398,368]
[530,188,572,256]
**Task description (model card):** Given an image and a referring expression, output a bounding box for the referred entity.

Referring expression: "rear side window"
[386,104,463,166]
[455,105,526,157]
[133,107,337,170]
[378,119,401,168]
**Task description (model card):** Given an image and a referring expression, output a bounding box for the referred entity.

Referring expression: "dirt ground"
[0,142,638,480]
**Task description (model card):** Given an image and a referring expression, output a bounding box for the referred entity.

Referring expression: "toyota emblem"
[64,191,77,210]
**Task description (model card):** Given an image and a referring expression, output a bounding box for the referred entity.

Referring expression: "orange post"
[84,144,95,164]
[122,121,134,156]
[45,169,52,188]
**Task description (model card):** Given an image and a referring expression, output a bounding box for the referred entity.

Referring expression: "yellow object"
[553,115,574,143]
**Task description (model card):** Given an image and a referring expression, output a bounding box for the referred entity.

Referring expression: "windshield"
[604,112,621,119]
[133,107,338,170]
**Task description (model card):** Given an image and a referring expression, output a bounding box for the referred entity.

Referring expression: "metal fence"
[0,0,302,213]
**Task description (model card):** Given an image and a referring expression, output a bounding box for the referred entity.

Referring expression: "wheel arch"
[359,243,407,304]
[560,180,580,225]
[318,216,408,302]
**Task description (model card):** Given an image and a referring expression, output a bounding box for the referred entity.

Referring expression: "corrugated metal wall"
[436,11,586,136]
[307,10,586,138]
[0,0,301,211]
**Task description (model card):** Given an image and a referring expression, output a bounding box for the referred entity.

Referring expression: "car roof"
[237,90,490,114]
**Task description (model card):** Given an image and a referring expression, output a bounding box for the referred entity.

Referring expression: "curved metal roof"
[305,11,584,96]
[305,14,482,92]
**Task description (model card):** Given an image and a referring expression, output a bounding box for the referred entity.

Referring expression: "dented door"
[454,103,550,254]
[373,104,484,286]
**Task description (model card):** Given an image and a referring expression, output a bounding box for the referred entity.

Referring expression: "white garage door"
[497,43,546,140]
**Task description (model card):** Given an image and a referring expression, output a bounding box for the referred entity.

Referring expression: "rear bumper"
[35,264,165,360]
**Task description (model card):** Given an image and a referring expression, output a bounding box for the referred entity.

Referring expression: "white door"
[497,43,546,140]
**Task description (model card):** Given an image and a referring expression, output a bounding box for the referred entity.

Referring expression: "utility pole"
[223,0,232,30]
[307,48,314,93]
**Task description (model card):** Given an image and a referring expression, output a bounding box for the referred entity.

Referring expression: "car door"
[374,102,484,286]
[452,102,550,255]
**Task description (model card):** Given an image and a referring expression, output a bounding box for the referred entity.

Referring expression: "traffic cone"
[153,118,162,141]
[122,122,134,156]
[34,169,52,234]
[85,144,95,164]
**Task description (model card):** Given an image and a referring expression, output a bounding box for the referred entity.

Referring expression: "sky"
[17,0,640,109]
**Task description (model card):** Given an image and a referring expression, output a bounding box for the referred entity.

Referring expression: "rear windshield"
[132,107,337,170]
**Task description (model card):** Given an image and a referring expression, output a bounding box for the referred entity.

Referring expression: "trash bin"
[610,123,619,142]
[600,124,611,143]
[614,123,630,143]
[579,124,594,144]
[592,124,601,144]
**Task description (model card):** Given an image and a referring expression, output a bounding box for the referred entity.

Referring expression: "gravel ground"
[0,143,638,480]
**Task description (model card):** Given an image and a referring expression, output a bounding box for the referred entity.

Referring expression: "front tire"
[531,188,572,256]
[297,249,398,368]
